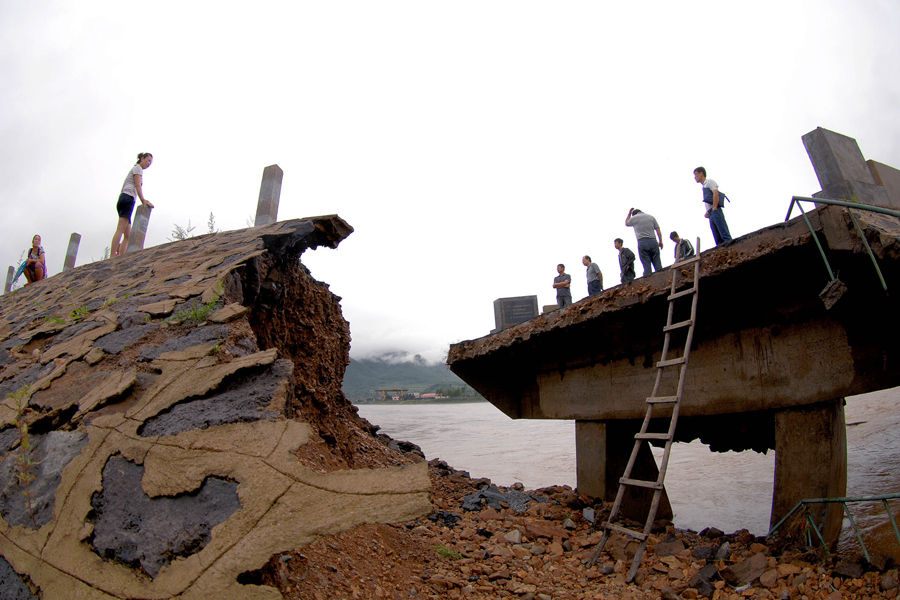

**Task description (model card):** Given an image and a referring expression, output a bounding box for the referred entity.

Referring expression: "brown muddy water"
[357,386,900,560]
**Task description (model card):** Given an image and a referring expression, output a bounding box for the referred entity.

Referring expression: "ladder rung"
[668,288,696,301]
[603,522,648,541]
[646,395,679,404]
[635,432,671,441]
[663,320,693,332]
[620,477,664,490]
[678,255,701,266]
[656,357,686,368]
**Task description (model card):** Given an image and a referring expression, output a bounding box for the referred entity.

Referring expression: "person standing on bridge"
[613,238,636,284]
[625,208,663,277]
[693,166,732,245]
[582,255,603,296]
[553,264,572,308]
[670,231,695,263]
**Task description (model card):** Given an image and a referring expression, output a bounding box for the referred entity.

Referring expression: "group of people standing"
[15,152,153,287]
[552,167,733,307]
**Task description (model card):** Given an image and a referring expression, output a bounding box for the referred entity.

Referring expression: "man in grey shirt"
[625,208,664,277]
[582,255,603,296]
[553,263,572,307]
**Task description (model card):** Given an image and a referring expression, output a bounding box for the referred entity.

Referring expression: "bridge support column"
[576,420,672,522]
[772,398,847,546]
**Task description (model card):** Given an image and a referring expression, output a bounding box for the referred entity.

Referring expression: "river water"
[357,387,900,557]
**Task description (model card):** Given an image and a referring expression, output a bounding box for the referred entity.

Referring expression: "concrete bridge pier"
[772,398,847,545]
[576,420,673,522]
[575,397,847,542]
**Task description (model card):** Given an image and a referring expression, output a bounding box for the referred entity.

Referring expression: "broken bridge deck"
[448,205,900,543]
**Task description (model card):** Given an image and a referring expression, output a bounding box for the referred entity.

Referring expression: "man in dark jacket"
[614,238,636,284]
[669,231,695,263]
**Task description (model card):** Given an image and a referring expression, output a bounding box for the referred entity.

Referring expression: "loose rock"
[721,552,767,586]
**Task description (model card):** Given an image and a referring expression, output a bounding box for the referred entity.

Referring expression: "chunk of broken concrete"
[721,552,767,586]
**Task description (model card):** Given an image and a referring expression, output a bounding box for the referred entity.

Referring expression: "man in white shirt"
[693,166,732,245]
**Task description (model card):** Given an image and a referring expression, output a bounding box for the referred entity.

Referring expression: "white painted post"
[4,266,13,293]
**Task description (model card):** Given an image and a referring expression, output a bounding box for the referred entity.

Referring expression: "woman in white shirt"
[110,152,154,257]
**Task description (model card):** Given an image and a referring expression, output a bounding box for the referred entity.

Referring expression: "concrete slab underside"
[449,206,900,541]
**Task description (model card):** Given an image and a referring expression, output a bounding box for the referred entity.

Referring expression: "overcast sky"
[2,1,898,362]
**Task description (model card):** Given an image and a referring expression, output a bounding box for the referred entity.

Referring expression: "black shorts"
[117,193,136,222]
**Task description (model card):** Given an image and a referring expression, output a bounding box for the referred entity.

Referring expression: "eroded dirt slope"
[0,217,429,600]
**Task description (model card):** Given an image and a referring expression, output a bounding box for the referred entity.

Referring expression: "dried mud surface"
[0,217,431,600]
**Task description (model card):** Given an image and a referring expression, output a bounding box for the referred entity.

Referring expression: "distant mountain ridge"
[342,354,477,401]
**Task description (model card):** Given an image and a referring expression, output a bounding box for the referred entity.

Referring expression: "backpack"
[702,187,730,205]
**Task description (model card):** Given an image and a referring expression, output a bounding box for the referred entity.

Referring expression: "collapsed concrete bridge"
[447,128,900,544]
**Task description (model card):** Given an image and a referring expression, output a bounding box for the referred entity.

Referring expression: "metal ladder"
[589,240,702,582]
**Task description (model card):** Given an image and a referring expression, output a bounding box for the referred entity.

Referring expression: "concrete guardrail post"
[126,205,152,253]
[63,233,81,271]
[254,164,283,226]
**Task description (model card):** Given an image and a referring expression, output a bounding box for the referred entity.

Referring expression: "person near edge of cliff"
[111,152,155,258]
[625,208,663,277]
[669,231,695,263]
[582,255,603,297]
[553,263,572,308]
[693,166,732,245]
[23,234,46,284]
[613,238,636,284]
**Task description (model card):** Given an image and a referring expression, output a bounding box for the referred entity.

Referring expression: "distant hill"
[342,354,481,402]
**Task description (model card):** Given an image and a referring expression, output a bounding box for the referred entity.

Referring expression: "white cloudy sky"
[2,1,899,362]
